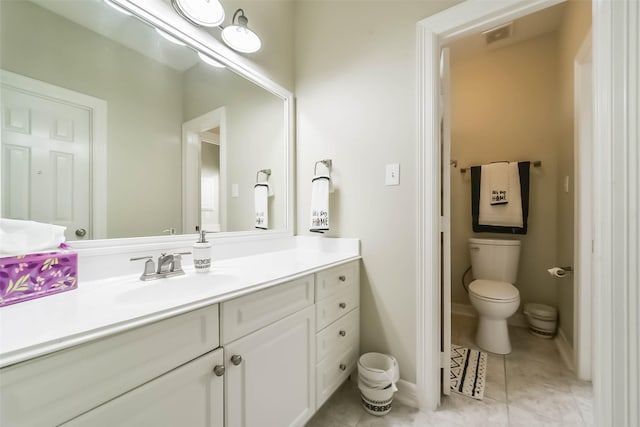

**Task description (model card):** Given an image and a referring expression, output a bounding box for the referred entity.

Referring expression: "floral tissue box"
[0,245,78,307]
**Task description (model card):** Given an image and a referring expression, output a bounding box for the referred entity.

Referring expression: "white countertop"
[0,242,360,369]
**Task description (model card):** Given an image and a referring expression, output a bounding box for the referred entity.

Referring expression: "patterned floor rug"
[450,344,488,400]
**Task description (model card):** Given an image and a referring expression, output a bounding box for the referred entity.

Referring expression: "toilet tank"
[468,238,521,283]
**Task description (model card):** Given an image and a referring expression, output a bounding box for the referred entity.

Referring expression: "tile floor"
[306,314,593,427]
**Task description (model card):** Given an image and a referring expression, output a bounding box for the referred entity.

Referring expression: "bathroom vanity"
[0,238,360,427]
[0,0,359,424]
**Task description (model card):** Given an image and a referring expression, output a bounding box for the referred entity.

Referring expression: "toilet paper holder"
[547,266,573,278]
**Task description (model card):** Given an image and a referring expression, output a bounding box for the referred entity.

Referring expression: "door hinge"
[439,216,450,233]
[440,352,449,368]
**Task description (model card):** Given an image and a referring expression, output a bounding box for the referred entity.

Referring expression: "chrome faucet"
[130,252,191,281]
[157,253,175,274]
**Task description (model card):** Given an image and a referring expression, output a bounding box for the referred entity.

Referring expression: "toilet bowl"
[467,238,522,354]
[468,279,520,354]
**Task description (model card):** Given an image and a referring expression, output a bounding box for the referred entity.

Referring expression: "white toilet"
[468,238,521,354]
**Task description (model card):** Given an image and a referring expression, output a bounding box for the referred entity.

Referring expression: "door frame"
[181,107,227,234]
[417,1,639,424]
[415,0,565,411]
[0,69,107,239]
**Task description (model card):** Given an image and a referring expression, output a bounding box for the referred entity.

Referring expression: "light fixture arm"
[232,9,247,26]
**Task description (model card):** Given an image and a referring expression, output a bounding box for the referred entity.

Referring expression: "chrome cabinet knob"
[339,330,346,337]
[339,302,347,309]
[231,355,243,366]
[213,365,225,376]
[339,275,346,282]
[75,228,87,237]
[339,364,347,371]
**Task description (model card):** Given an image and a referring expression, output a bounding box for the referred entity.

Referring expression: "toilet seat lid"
[469,280,519,302]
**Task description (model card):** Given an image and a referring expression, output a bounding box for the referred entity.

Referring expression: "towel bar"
[256,169,271,183]
[459,160,542,173]
[314,159,332,176]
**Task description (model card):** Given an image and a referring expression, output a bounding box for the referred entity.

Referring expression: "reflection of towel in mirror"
[254,183,269,230]
[0,218,67,255]
[310,175,330,233]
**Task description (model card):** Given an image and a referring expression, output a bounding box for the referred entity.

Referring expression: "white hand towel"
[0,219,66,255]
[479,162,523,227]
[254,183,269,230]
[310,175,330,233]
[485,162,509,205]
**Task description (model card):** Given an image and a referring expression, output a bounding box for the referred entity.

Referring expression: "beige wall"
[295,0,461,384]
[556,0,591,345]
[0,1,184,238]
[449,34,563,311]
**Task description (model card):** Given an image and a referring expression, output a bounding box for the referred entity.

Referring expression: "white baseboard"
[451,302,477,318]
[394,379,418,408]
[555,327,575,372]
[451,302,528,328]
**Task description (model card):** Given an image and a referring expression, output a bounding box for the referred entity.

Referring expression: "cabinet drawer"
[0,305,219,427]
[221,275,314,344]
[316,308,359,362]
[316,344,358,408]
[315,261,359,301]
[315,283,359,331]
[63,348,224,427]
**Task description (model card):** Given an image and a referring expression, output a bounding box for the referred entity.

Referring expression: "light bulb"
[221,9,262,53]
[172,0,225,27]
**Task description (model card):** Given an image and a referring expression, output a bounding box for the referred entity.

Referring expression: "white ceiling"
[449,2,567,60]
[31,0,199,72]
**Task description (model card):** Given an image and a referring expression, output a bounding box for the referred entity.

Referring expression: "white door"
[62,348,224,427]
[200,136,221,232]
[225,305,315,427]
[1,84,90,241]
[574,33,593,381]
[440,47,452,396]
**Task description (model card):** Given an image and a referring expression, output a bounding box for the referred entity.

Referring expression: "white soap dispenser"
[193,230,212,273]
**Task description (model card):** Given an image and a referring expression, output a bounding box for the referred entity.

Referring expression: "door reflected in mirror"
[200,127,221,233]
[0,0,288,240]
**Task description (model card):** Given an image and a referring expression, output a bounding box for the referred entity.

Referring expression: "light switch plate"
[231,183,239,198]
[386,164,400,186]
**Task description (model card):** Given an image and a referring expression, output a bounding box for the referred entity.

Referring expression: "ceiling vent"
[482,22,513,45]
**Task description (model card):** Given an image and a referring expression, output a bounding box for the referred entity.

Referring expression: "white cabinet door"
[225,305,315,427]
[62,348,224,427]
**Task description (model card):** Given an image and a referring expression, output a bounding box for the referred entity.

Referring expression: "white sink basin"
[113,273,239,306]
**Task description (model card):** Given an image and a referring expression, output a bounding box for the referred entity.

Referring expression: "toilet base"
[476,317,512,354]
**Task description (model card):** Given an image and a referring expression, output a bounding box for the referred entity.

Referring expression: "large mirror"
[0,0,291,242]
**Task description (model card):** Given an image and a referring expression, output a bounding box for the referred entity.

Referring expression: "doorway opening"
[182,107,227,234]
[417,0,593,413]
